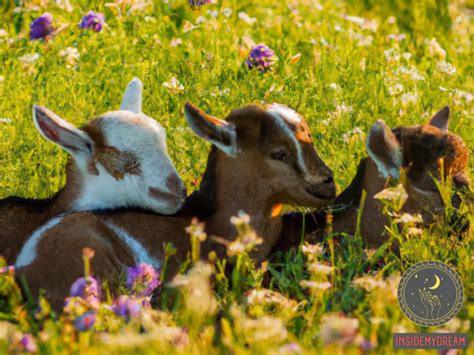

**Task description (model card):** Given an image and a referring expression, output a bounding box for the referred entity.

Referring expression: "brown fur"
[14,104,335,307]
[273,119,470,254]
[0,118,141,264]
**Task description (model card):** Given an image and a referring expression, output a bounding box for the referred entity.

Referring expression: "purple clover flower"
[189,0,214,7]
[79,11,105,32]
[112,295,142,321]
[126,263,160,297]
[246,44,276,72]
[70,276,100,304]
[19,334,37,353]
[74,311,96,332]
[30,13,55,40]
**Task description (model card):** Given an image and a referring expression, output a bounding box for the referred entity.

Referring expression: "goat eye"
[271,148,290,161]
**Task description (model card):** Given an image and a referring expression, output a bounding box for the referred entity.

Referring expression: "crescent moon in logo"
[429,275,441,290]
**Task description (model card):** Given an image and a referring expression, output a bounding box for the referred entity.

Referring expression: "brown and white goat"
[14,102,335,308]
[0,78,186,264]
[275,107,470,252]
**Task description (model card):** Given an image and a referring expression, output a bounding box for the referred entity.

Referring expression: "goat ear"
[33,105,94,157]
[366,120,403,179]
[120,77,142,113]
[184,102,238,157]
[428,106,449,131]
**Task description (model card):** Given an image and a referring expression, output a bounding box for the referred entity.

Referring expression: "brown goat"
[274,107,470,252]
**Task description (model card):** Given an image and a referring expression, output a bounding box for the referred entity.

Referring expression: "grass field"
[0,0,473,353]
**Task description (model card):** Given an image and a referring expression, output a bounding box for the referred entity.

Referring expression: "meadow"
[0,0,473,353]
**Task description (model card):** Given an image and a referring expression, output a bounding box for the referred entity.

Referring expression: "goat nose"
[306,175,336,200]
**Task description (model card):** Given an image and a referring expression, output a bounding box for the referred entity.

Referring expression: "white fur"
[268,103,302,125]
[267,106,311,179]
[120,77,142,113]
[105,222,161,270]
[15,215,65,267]
[73,110,184,214]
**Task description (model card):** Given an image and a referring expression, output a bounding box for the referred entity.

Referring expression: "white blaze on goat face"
[266,103,311,177]
[74,110,185,214]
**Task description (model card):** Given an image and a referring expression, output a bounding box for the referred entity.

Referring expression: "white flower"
[342,127,363,143]
[394,213,423,225]
[59,47,80,68]
[328,83,340,90]
[162,77,184,94]
[319,313,359,345]
[0,117,12,124]
[170,38,182,47]
[0,29,7,37]
[454,90,473,103]
[334,23,342,32]
[400,92,418,108]
[238,12,256,24]
[195,16,207,25]
[428,38,446,58]
[402,52,412,60]
[388,83,404,96]
[19,53,40,64]
[387,33,406,42]
[301,243,325,258]
[352,276,386,292]
[436,60,456,75]
[308,262,333,275]
[221,8,232,18]
[374,184,408,206]
[384,48,400,62]
[300,280,332,290]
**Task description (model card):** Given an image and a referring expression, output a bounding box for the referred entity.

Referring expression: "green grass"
[0,0,473,353]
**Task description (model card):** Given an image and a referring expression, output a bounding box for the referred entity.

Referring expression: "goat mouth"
[148,187,186,207]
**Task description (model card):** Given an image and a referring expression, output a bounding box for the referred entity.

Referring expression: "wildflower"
[74,311,96,331]
[19,53,40,64]
[319,312,359,346]
[162,77,184,94]
[244,289,297,310]
[308,262,333,275]
[400,92,418,108]
[59,47,80,68]
[388,83,403,96]
[374,184,408,207]
[238,12,256,25]
[427,38,447,58]
[79,11,105,32]
[0,29,7,37]
[70,276,100,305]
[126,263,160,297]
[407,227,423,236]
[352,275,386,292]
[168,262,217,316]
[30,13,55,40]
[246,44,276,72]
[170,38,182,47]
[300,280,332,290]
[112,295,142,321]
[278,342,302,354]
[189,0,214,7]
[387,33,406,42]
[301,243,325,259]
[0,265,14,274]
[401,52,412,60]
[453,90,473,103]
[436,60,456,75]
[19,334,37,353]
[222,8,233,18]
[342,127,363,143]
[394,213,423,225]
[228,212,262,256]
[328,83,340,90]
[384,48,400,62]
